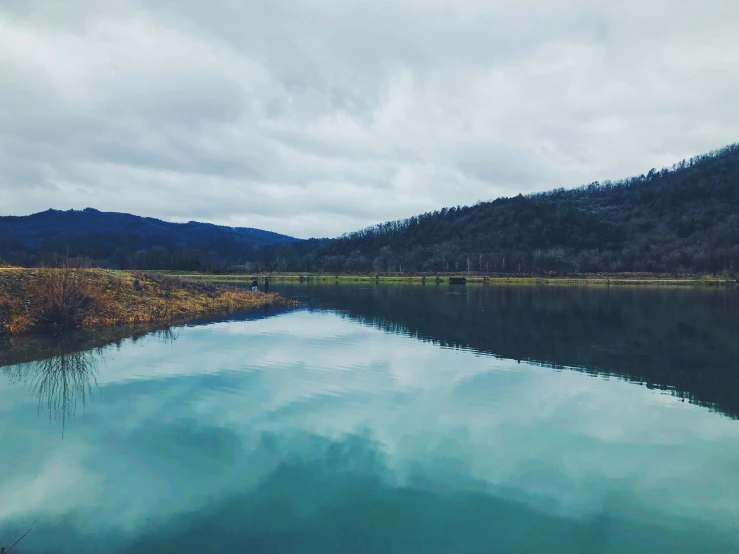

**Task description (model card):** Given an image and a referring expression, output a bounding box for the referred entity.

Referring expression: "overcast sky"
[1,0,738,238]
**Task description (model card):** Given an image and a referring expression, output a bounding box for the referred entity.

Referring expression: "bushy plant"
[27,268,102,332]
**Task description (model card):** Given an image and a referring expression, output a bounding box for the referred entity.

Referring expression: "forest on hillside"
[278,143,739,275]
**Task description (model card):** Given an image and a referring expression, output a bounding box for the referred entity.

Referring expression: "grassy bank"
[0,268,292,336]
[166,271,738,287]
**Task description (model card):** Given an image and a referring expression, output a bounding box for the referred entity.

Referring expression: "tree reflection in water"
[2,327,180,431]
[27,348,101,430]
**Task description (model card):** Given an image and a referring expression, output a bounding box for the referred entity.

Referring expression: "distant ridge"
[0,208,299,270]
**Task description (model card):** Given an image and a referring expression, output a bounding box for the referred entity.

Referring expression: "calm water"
[1,284,739,553]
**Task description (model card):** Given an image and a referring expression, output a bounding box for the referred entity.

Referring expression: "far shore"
[162,271,739,287]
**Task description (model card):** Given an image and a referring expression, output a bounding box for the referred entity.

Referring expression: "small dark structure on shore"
[449,277,467,285]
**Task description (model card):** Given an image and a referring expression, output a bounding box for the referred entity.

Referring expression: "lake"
[1,283,739,553]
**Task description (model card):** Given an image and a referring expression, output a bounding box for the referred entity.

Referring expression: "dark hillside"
[0,208,298,270]
[309,144,739,274]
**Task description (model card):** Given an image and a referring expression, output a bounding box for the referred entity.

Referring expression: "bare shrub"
[28,258,103,332]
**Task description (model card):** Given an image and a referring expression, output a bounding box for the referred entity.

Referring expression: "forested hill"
[0,208,298,270]
[307,143,739,274]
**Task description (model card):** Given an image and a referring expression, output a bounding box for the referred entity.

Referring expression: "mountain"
[0,208,299,270]
[3,143,738,274]
[305,143,739,274]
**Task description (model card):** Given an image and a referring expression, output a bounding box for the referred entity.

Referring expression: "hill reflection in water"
[274,283,739,419]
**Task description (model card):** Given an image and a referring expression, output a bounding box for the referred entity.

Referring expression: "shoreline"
[164,271,739,287]
[0,268,294,337]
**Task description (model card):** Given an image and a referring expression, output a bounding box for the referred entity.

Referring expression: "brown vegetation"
[0,267,292,336]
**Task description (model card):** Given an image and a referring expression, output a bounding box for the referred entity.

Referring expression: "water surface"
[1,284,738,553]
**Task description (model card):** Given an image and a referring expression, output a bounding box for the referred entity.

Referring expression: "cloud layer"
[2,0,738,237]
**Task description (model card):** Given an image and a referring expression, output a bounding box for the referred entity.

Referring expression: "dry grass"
[0,268,294,336]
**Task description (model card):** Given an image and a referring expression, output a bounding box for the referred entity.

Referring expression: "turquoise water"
[1,285,738,553]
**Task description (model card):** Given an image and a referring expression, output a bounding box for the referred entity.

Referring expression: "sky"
[1,0,738,238]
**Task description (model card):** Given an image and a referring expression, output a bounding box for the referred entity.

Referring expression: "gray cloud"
[1,0,738,237]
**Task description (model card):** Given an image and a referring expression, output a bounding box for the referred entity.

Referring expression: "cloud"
[1,0,738,237]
